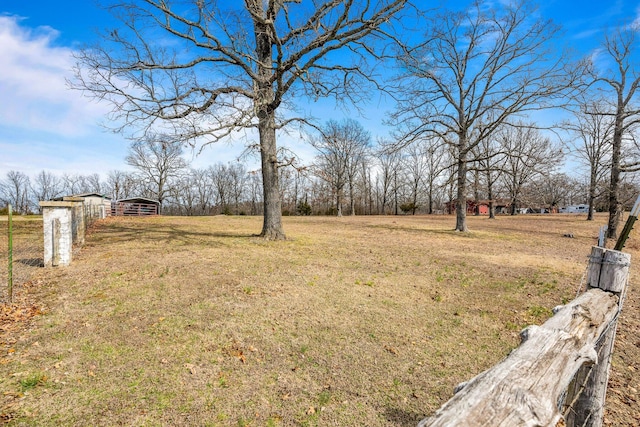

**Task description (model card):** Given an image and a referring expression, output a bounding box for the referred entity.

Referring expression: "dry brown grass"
[0,214,638,426]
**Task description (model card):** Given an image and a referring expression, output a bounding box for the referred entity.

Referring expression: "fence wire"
[559,318,617,426]
[0,214,43,303]
[73,204,105,256]
[1,203,106,303]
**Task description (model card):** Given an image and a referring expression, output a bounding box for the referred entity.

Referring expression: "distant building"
[52,193,112,219]
[559,204,589,213]
[111,197,160,216]
[445,199,512,215]
[445,199,560,215]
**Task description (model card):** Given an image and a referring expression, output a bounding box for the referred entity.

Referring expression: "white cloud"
[0,14,391,180]
[0,15,130,179]
[0,15,110,137]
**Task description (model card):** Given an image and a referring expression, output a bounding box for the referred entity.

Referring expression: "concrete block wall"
[39,201,83,267]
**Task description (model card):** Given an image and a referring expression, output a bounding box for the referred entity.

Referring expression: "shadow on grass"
[15,258,44,267]
[367,223,479,237]
[382,406,427,426]
[90,221,257,248]
[367,218,597,241]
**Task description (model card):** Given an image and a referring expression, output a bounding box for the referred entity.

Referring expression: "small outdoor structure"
[52,193,112,219]
[445,199,510,215]
[39,198,85,267]
[40,194,112,267]
[560,204,589,213]
[111,197,160,216]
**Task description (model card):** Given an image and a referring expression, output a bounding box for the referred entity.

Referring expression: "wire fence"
[1,203,105,303]
[0,207,43,303]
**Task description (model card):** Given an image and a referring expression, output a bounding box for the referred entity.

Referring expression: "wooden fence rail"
[418,246,630,427]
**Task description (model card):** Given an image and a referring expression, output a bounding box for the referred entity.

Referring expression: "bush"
[400,202,418,214]
[296,201,312,216]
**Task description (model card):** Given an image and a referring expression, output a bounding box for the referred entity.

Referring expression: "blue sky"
[0,0,639,179]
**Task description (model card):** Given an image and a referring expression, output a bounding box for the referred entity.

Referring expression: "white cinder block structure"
[39,200,84,267]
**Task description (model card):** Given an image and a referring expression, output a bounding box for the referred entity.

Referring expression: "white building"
[559,204,589,213]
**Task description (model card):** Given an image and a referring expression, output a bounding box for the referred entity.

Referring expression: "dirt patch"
[0,214,637,426]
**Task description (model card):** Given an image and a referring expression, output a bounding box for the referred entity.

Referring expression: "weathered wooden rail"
[418,246,630,427]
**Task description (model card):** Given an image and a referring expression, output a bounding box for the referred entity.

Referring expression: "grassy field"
[0,214,638,426]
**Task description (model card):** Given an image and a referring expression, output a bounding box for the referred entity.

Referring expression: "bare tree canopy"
[390,0,584,231]
[311,118,371,216]
[565,98,613,220]
[72,0,409,239]
[31,170,63,204]
[498,124,563,215]
[591,28,640,238]
[125,138,190,209]
[0,171,31,214]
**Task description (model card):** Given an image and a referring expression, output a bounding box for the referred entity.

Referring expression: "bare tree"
[498,125,563,214]
[191,168,216,215]
[85,173,104,194]
[528,173,581,211]
[279,166,297,215]
[420,137,449,214]
[358,157,375,215]
[72,0,408,239]
[106,170,140,200]
[247,171,263,216]
[311,119,371,216]
[472,136,506,219]
[228,163,248,215]
[403,141,428,215]
[391,0,583,230]
[279,166,311,216]
[162,168,214,215]
[31,170,63,204]
[0,171,32,214]
[566,99,613,220]
[125,138,189,210]
[209,163,232,214]
[61,173,84,195]
[376,144,402,214]
[594,28,640,238]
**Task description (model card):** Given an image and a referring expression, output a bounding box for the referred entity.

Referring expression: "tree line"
[4,1,640,239]
[2,118,638,218]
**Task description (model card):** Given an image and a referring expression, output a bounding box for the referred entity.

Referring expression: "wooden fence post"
[565,246,630,427]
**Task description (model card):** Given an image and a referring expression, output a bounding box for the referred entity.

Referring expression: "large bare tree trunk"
[259,116,285,239]
[255,15,285,240]
[455,153,468,232]
[349,181,356,216]
[588,169,597,221]
[607,110,624,238]
[473,168,480,216]
[488,180,496,219]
